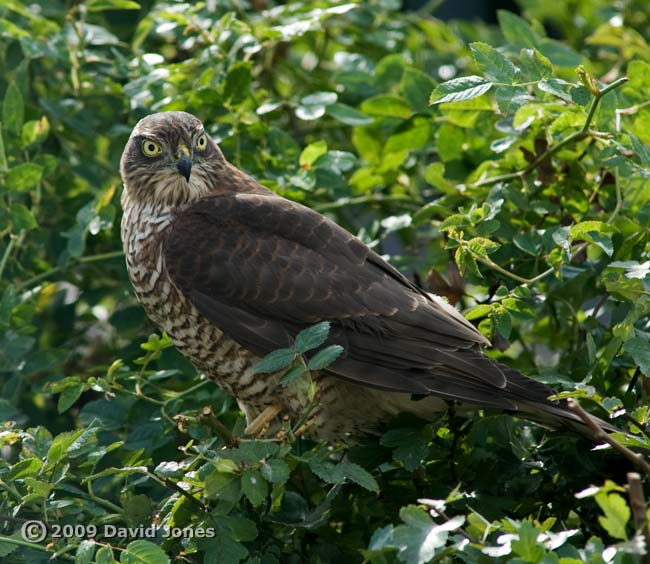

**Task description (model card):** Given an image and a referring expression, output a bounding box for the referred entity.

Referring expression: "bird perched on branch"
[120,111,614,441]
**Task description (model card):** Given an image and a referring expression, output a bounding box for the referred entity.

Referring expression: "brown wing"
[164,192,541,409]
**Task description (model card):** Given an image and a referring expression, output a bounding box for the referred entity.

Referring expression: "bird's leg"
[244,404,283,437]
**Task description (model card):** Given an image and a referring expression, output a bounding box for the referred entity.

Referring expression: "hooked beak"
[175,144,192,181]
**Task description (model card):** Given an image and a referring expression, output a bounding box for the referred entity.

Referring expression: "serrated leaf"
[96,547,117,564]
[465,304,493,321]
[241,470,269,507]
[75,540,95,564]
[519,48,552,80]
[260,459,290,484]
[494,309,512,339]
[625,337,650,376]
[335,462,379,492]
[430,76,492,105]
[307,344,343,370]
[467,237,500,258]
[294,321,331,353]
[470,42,520,83]
[280,366,307,386]
[595,492,630,540]
[253,348,296,374]
[120,540,170,564]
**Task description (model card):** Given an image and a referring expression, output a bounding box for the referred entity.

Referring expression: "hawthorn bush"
[1,0,650,563]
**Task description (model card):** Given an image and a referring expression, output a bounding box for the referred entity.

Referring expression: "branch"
[567,399,650,478]
[14,250,124,291]
[199,406,238,447]
[626,471,650,560]
[470,76,629,189]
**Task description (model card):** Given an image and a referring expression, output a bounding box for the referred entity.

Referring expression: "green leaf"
[307,344,343,370]
[87,0,141,10]
[381,428,430,471]
[595,492,630,540]
[58,382,84,414]
[280,366,307,386]
[511,522,545,561]
[75,540,96,564]
[467,237,500,258]
[96,547,118,564]
[301,91,337,106]
[624,336,650,376]
[430,76,492,105]
[253,348,296,374]
[3,83,24,135]
[465,304,493,321]
[299,140,328,167]
[326,103,373,125]
[335,462,379,492]
[223,62,252,104]
[309,459,378,492]
[493,308,512,339]
[470,42,520,83]
[21,116,50,147]
[294,321,331,353]
[241,470,269,507]
[401,67,436,112]
[0,125,7,172]
[260,459,290,484]
[10,457,42,479]
[360,95,412,118]
[498,10,538,48]
[204,471,241,502]
[6,162,43,192]
[120,540,170,564]
[519,48,552,80]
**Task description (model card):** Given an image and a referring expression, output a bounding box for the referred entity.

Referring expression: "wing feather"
[164,193,513,399]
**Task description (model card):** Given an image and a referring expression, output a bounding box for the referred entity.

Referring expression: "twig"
[0,534,75,561]
[15,250,125,291]
[567,399,650,478]
[163,478,208,512]
[0,236,16,283]
[470,76,629,189]
[626,472,650,562]
[199,406,238,447]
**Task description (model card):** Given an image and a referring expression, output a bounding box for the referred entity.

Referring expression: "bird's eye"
[195,134,208,151]
[142,140,163,157]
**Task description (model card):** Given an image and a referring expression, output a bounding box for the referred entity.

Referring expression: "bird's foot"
[244,404,283,437]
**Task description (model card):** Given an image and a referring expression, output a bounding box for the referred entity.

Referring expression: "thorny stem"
[567,399,650,478]
[470,76,629,189]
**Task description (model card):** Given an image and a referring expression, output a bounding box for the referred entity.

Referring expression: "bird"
[120,111,614,441]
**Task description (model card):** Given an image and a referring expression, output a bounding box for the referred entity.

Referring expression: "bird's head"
[120,111,226,207]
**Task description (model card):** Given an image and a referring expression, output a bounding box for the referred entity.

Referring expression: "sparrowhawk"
[120,111,612,440]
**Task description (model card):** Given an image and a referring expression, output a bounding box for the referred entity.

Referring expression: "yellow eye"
[142,140,162,157]
[196,133,208,151]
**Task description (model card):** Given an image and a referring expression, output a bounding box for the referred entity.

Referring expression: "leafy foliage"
[1,0,650,563]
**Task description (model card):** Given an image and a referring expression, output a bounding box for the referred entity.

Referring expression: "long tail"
[499,364,621,440]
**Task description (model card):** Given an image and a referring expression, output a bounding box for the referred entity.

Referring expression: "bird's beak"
[175,144,192,181]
